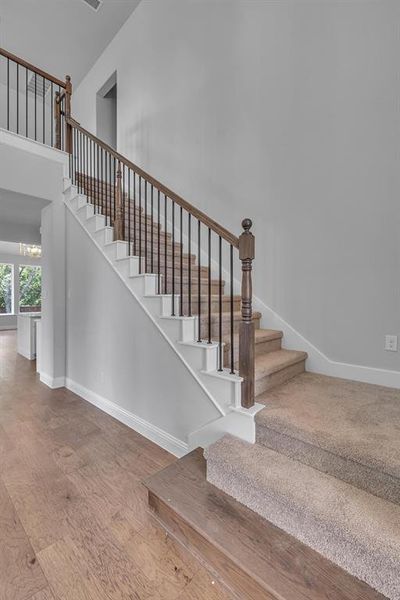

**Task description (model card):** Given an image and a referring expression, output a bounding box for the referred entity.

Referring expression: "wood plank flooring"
[0,330,233,600]
[145,449,387,600]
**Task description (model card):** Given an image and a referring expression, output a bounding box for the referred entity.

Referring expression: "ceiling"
[0,188,47,227]
[0,0,141,86]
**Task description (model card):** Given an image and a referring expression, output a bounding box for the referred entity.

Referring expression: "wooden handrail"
[0,47,66,89]
[66,116,239,248]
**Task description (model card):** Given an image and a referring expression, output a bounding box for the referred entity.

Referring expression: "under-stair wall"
[65,206,223,456]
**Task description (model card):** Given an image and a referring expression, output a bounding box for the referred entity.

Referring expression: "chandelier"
[20,244,42,258]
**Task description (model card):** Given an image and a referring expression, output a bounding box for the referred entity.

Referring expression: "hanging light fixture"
[19,244,42,258]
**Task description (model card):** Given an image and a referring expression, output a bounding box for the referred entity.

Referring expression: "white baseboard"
[65,377,189,458]
[39,372,66,389]
[254,297,400,389]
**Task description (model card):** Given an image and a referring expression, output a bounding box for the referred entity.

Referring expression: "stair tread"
[145,449,385,600]
[224,328,283,345]
[255,349,307,379]
[205,435,397,599]
[254,372,400,503]
[198,310,261,322]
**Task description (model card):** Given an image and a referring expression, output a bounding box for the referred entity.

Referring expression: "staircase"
[2,47,399,600]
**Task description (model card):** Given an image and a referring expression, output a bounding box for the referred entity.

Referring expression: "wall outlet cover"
[385,335,398,352]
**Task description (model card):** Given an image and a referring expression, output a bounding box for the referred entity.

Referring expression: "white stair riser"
[104,241,128,261]
[179,343,219,372]
[115,257,143,278]
[86,215,106,234]
[77,204,95,222]
[71,194,89,211]
[200,373,240,408]
[94,228,114,246]
[128,274,157,296]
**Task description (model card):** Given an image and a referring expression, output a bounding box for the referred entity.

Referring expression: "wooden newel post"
[54,91,61,150]
[239,218,255,408]
[64,75,72,154]
[113,164,124,241]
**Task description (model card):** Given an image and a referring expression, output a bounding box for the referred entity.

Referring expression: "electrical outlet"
[385,335,398,352]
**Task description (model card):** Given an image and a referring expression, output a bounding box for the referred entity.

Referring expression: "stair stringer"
[63,179,262,447]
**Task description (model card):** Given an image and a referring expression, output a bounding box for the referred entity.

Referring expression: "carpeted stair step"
[223,328,283,365]
[205,434,400,600]
[254,349,307,396]
[198,310,261,338]
[255,372,400,505]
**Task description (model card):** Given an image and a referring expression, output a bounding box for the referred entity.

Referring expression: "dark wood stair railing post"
[239,218,255,408]
[65,75,72,154]
[113,163,124,241]
[54,91,61,150]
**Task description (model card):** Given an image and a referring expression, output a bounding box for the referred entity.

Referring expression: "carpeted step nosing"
[255,421,400,505]
[255,349,308,379]
[205,435,400,600]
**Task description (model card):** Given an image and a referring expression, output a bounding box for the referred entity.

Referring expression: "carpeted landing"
[205,373,400,600]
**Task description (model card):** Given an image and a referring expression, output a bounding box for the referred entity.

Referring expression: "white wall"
[0,248,41,330]
[73,0,400,376]
[65,209,220,448]
[0,130,69,384]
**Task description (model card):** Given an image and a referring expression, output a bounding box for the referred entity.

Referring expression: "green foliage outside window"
[19,265,41,311]
[0,264,13,314]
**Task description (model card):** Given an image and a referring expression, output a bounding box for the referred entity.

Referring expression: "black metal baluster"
[208,228,211,344]
[164,195,167,294]
[113,157,116,222]
[230,244,234,374]
[122,164,126,239]
[51,82,53,147]
[42,76,45,144]
[133,172,137,254]
[218,236,223,370]
[16,63,19,134]
[197,220,201,341]
[6,58,9,131]
[128,169,131,255]
[34,72,37,141]
[188,213,192,317]
[157,190,161,293]
[109,153,112,224]
[179,206,183,316]
[151,185,154,273]
[172,201,175,316]
[100,147,103,215]
[25,68,28,138]
[139,176,142,273]
[144,180,147,272]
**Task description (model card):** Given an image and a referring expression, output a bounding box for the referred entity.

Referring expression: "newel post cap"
[239,218,255,260]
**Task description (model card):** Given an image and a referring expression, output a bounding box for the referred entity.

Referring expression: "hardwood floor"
[0,330,233,600]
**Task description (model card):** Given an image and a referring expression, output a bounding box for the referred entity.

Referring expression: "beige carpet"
[205,435,400,600]
[255,372,400,503]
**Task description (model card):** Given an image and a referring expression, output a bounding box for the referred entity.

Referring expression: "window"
[0,264,13,315]
[19,265,41,313]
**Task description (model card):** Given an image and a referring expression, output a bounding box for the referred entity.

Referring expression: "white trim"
[39,372,66,389]
[253,296,400,389]
[0,325,17,331]
[65,378,189,457]
[0,127,69,171]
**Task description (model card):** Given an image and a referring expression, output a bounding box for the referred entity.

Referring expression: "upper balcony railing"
[0,48,255,409]
[0,47,71,148]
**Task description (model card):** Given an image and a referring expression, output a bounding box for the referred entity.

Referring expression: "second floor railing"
[0,48,256,408]
[0,47,71,148]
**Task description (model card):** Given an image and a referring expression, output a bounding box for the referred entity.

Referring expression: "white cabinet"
[17,313,41,360]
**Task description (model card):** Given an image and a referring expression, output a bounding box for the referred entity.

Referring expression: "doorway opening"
[96,72,117,149]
